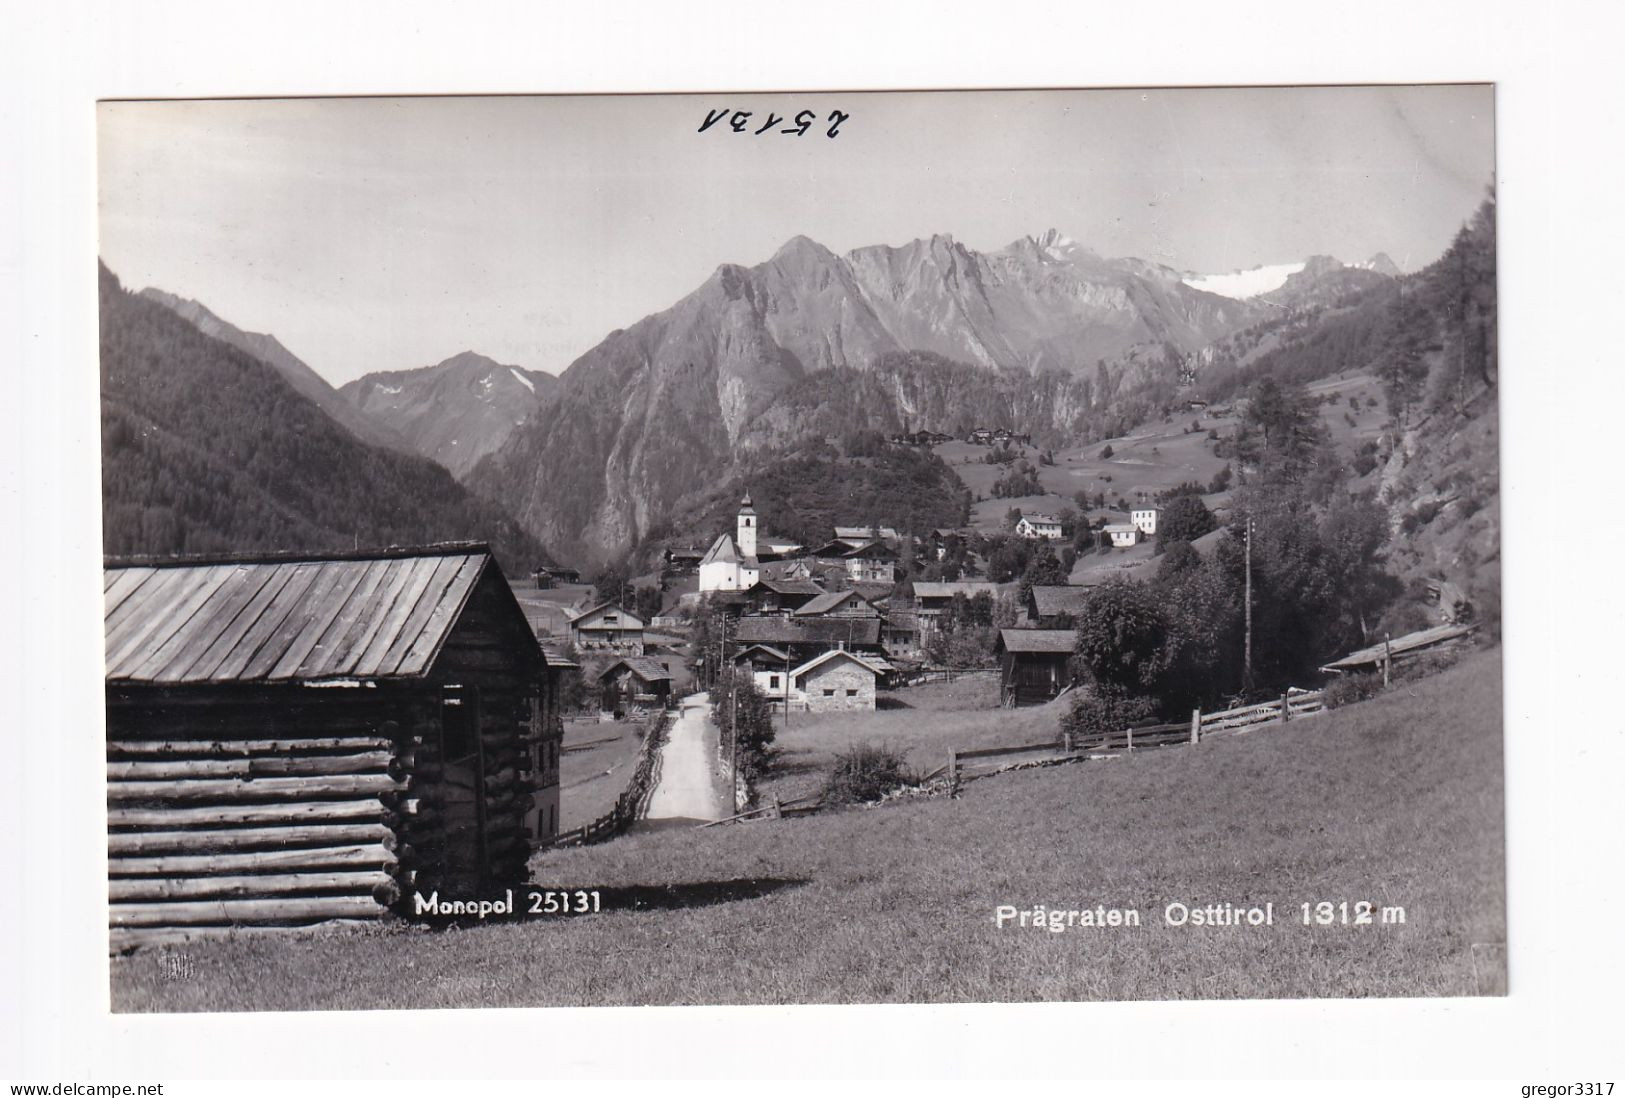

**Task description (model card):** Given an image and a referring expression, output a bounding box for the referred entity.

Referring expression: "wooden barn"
[598,656,675,711]
[103,544,564,948]
[995,628,1078,706]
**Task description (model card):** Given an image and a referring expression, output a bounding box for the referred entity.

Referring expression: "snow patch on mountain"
[509,367,535,393]
[1182,262,1307,300]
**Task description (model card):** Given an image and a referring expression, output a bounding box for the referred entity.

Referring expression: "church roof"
[700,533,758,568]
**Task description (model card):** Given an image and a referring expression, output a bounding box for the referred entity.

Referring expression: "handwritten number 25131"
[699,109,849,138]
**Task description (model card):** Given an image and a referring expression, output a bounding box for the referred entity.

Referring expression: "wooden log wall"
[107,733,412,952]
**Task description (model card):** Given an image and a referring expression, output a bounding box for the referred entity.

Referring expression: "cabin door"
[439,684,489,888]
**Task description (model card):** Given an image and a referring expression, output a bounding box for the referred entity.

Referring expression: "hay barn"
[995,628,1078,706]
[103,544,564,950]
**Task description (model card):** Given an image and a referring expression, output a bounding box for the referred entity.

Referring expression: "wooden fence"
[946,689,1326,782]
[546,709,671,848]
[107,735,413,951]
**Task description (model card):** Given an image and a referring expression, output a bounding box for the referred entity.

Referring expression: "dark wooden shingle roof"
[997,628,1078,655]
[104,548,491,684]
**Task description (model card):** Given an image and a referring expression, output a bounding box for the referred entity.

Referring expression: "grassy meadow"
[110,648,1504,1011]
[757,672,1063,804]
[557,715,649,830]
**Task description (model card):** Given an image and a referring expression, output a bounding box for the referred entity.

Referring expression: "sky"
[98,85,1494,386]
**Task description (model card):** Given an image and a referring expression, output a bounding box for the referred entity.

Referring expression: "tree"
[1156,494,1217,550]
[1100,444,1114,460]
[710,669,777,781]
[1072,579,1172,695]
[1018,544,1069,605]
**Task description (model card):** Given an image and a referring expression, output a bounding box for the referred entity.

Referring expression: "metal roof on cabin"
[104,548,492,684]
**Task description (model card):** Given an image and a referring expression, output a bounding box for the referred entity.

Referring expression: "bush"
[1323,672,1383,709]
[1060,683,1161,739]
[822,744,915,804]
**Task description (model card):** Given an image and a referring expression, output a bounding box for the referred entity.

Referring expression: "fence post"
[947,750,958,785]
[1190,709,1201,744]
[1280,693,1291,723]
[1126,726,1134,754]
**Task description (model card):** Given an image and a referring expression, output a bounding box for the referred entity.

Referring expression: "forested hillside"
[100,263,547,571]
[637,432,971,566]
[738,351,1168,451]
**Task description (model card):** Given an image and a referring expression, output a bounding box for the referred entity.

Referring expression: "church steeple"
[737,491,757,558]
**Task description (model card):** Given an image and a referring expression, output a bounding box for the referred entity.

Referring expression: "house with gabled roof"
[789,648,886,712]
[1016,513,1063,540]
[598,656,675,711]
[793,588,881,620]
[566,602,646,655]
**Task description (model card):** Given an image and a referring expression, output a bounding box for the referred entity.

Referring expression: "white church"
[698,493,803,593]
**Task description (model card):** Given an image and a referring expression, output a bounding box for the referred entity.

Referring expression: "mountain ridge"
[340,351,558,477]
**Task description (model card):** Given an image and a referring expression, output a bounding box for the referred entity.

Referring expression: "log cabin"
[103,543,564,947]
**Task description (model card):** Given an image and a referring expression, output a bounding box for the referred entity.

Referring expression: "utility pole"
[1242,513,1254,695]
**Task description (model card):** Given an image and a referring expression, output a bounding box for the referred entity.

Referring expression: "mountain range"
[340,352,558,477]
[106,230,1412,573]
[472,231,1398,565]
[101,264,547,570]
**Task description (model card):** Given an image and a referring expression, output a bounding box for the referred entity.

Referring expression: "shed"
[103,544,564,948]
[994,628,1077,707]
[598,656,675,710]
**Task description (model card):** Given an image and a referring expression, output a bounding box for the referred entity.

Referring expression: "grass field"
[558,715,647,830]
[110,647,1503,1011]
[756,672,1062,804]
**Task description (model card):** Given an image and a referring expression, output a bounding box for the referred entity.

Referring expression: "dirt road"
[640,692,730,828]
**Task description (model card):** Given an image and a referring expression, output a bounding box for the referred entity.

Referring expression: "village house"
[567,602,646,655]
[789,648,884,712]
[661,546,705,577]
[967,427,993,444]
[793,588,881,620]
[1016,512,1064,540]
[1131,507,1160,536]
[734,643,796,698]
[1024,584,1092,627]
[925,528,965,561]
[742,574,825,616]
[880,610,921,660]
[832,525,900,546]
[102,544,565,942]
[995,628,1078,706]
[811,538,897,584]
[911,580,1001,632]
[1105,522,1141,548]
[597,656,674,712]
